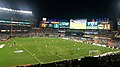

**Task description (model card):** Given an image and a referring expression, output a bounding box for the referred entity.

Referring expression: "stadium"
[0,6,120,67]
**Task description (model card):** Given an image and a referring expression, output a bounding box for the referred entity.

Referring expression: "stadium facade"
[0,7,35,37]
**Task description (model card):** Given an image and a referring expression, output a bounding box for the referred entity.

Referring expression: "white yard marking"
[13,40,42,64]
[20,44,42,63]
[0,44,5,48]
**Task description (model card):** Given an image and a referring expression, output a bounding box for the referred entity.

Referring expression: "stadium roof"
[0,7,32,14]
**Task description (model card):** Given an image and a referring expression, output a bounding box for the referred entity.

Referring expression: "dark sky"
[0,0,119,20]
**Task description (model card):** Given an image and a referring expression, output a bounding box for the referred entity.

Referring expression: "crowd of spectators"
[16,51,120,67]
[0,25,32,30]
[0,34,8,41]
[80,30,120,48]
[0,28,59,41]
[1,28,120,48]
[0,28,120,67]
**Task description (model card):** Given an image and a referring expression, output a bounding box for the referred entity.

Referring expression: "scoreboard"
[41,19,69,29]
[41,18,111,30]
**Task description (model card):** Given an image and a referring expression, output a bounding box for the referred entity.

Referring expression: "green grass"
[0,37,118,67]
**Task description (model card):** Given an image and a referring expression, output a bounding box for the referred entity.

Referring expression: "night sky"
[0,0,119,20]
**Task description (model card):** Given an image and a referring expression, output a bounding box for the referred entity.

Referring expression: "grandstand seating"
[115,31,120,38]
[0,34,8,41]
[0,25,31,30]
[0,10,34,21]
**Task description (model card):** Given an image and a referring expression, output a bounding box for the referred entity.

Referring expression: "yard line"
[20,44,42,63]
[13,40,42,64]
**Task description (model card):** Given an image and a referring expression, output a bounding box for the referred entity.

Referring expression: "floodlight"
[18,10,32,14]
[0,7,32,14]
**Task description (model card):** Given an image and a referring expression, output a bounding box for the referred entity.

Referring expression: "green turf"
[0,37,118,67]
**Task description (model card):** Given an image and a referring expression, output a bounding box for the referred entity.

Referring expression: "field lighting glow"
[0,7,32,14]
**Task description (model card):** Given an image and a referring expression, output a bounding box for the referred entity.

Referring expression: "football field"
[0,37,118,67]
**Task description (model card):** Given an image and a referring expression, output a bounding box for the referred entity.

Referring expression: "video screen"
[70,19,87,29]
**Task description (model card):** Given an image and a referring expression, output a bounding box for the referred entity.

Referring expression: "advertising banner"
[53,24,59,28]
[86,22,98,29]
[41,23,46,28]
[51,22,59,24]
[59,22,69,28]
[104,24,110,30]
[45,24,53,28]
[98,24,104,29]
[70,19,87,29]
[48,24,53,27]
[84,32,98,35]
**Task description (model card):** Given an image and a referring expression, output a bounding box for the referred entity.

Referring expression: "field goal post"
[89,50,101,56]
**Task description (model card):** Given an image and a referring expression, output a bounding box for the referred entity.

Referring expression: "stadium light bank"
[0,7,32,14]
